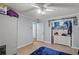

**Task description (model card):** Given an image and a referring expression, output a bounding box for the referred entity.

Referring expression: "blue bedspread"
[31,47,71,55]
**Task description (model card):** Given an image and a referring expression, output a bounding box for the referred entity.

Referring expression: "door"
[0,15,17,55]
[37,23,44,41]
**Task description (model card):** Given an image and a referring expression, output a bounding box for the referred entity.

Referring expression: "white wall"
[72,15,79,49]
[17,15,33,48]
[0,15,17,55]
[40,13,79,49]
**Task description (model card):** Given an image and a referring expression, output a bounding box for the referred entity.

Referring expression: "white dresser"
[54,35,71,46]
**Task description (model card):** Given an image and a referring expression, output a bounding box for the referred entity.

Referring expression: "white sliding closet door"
[0,15,17,55]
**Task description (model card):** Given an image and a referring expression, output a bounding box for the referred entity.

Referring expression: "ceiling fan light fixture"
[41,11,45,15]
[37,9,45,15]
[37,9,41,14]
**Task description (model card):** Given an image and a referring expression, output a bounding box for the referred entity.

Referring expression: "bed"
[31,46,71,55]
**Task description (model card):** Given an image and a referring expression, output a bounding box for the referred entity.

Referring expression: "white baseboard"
[44,40,51,44]
[17,42,32,49]
[72,46,79,49]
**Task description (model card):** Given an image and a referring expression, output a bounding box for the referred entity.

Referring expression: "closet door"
[37,23,44,42]
[0,15,6,46]
[0,15,17,55]
[5,16,17,55]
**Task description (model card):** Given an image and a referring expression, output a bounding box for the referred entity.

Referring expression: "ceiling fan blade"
[31,4,40,8]
[46,9,54,11]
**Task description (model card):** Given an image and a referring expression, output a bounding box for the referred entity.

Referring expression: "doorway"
[32,22,44,42]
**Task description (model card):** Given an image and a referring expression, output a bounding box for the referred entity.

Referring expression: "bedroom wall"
[17,14,33,48]
[40,13,79,49]
[72,15,79,49]
[0,13,35,54]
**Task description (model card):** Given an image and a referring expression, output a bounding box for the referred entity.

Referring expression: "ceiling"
[6,3,79,19]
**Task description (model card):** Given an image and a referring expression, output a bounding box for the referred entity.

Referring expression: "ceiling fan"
[31,3,55,15]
